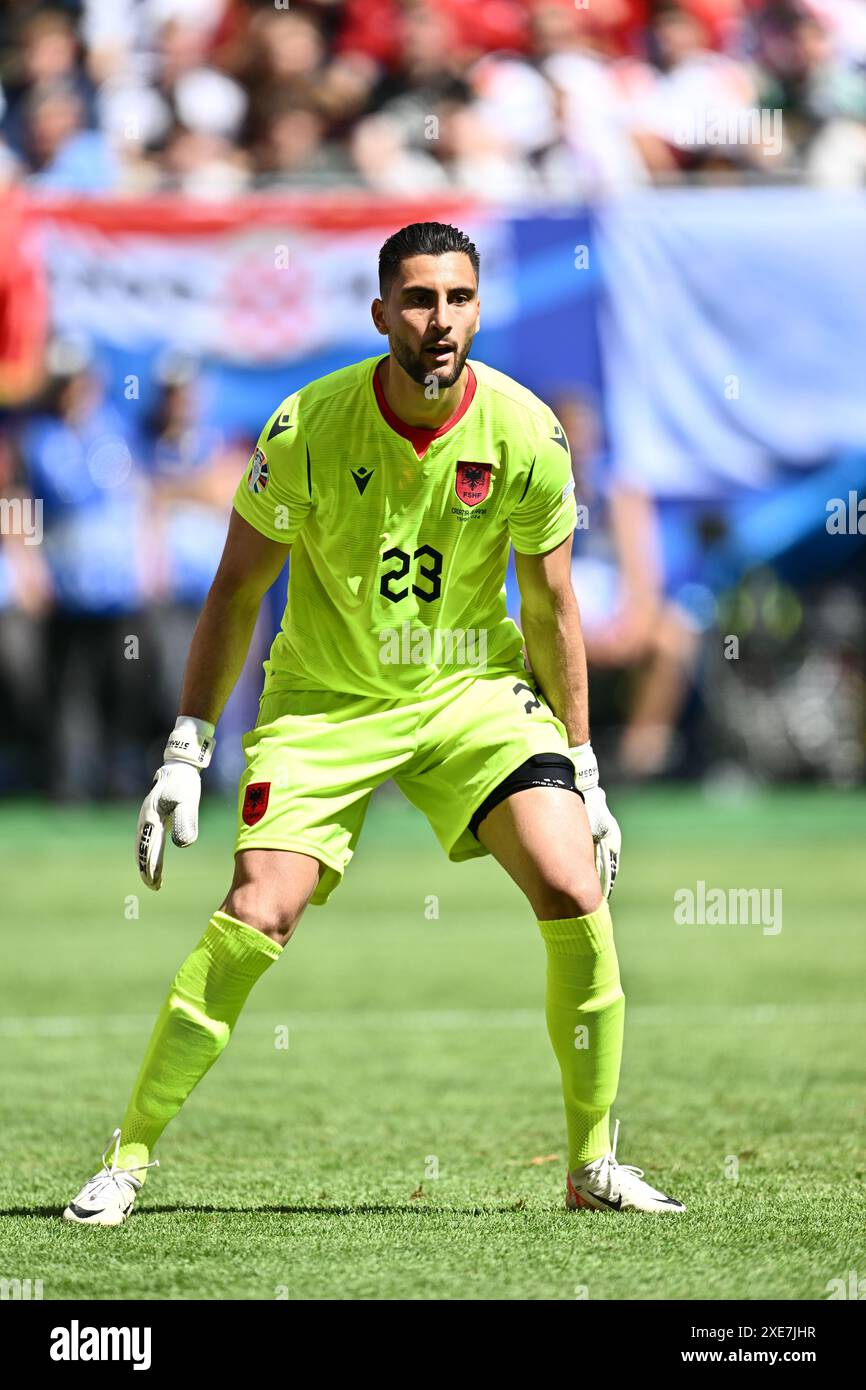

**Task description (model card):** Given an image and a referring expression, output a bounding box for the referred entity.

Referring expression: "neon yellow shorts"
[235,669,569,904]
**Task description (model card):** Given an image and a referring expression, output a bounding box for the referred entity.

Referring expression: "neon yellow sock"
[537,902,625,1171]
[112,911,282,1180]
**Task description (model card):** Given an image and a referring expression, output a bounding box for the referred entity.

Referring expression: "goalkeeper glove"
[570,741,621,898]
[136,716,215,891]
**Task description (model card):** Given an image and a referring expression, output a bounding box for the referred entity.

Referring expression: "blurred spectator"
[345,3,473,191]
[244,7,329,115]
[624,4,770,177]
[160,121,250,198]
[18,336,154,798]
[96,15,250,195]
[139,350,245,730]
[554,389,700,780]
[786,13,866,183]
[255,98,357,189]
[471,49,558,153]
[0,428,51,792]
[439,97,544,198]
[533,3,652,193]
[351,111,447,194]
[706,567,866,785]
[0,8,94,159]
[362,3,470,137]
[334,0,532,70]
[25,81,119,191]
[79,0,229,87]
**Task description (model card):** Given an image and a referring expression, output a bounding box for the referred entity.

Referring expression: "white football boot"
[566,1119,685,1213]
[63,1128,159,1226]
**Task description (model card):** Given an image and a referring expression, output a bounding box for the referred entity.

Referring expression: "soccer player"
[65,222,684,1224]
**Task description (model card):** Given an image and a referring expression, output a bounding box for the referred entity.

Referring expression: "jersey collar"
[371,354,477,458]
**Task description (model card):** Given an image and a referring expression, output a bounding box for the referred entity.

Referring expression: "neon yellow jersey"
[232,353,577,698]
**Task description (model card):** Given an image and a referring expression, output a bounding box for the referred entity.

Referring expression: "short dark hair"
[378,221,480,296]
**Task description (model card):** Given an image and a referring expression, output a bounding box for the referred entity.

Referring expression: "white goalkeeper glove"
[136,716,216,891]
[570,741,621,898]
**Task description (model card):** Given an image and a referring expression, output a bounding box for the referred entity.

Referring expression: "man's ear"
[371,298,388,337]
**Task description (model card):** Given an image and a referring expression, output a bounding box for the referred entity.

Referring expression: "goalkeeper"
[64,222,684,1225]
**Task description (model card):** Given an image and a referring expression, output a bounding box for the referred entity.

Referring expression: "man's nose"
[429,296,451,330]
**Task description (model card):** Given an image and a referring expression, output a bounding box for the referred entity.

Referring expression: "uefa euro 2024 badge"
[248,447,269,494]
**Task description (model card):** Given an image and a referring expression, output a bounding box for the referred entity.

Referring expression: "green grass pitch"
[0,787,863,1300]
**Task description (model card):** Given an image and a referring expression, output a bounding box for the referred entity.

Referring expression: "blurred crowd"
[0,340,259,797]
[2,0,866,198]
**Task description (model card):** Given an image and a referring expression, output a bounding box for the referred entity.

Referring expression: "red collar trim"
[373,357,477,457]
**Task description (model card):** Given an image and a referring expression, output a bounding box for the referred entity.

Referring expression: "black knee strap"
[468,753,581,838]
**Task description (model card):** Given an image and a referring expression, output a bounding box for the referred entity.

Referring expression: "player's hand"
[570,742,621,899]
[136,717,215,891]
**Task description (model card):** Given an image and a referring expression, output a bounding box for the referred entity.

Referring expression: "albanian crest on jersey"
[248,447,269,494]
[454,461,491,507]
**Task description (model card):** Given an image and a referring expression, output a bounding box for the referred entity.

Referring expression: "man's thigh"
[394,669,572,864]
[475,786,602,920]
[235,687,415,905]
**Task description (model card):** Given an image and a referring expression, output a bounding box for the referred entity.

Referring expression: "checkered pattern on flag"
[26,195,508,365]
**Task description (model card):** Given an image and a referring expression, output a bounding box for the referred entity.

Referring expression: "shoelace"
[85,1128,160,1199]
[586,1120,645,1197]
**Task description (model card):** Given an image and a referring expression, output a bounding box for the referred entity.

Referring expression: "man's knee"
[532,866,604,921]
[221,850,320,945]
[220,885,307,946]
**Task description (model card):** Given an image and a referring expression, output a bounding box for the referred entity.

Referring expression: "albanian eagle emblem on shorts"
[242,781,270,826]
[454,461,491,507]
[248,447,269,494]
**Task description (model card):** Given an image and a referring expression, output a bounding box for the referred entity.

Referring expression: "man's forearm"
[177,581,262,726]
[522,592,590,747]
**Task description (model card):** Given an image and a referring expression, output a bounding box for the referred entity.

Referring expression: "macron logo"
[50,1321,152,1371]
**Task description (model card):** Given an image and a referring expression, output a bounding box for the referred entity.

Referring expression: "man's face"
[373,251,480,390]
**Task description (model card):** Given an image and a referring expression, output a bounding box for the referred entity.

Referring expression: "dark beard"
[389,334,472,390]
